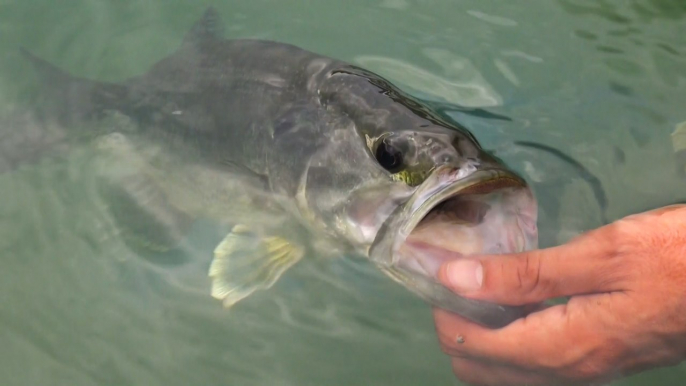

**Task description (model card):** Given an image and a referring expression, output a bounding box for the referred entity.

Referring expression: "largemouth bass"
[19,8,538,328]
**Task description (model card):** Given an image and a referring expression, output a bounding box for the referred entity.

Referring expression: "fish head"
[359,124,539,327]
[306,68,539,326]
[313,68,538,257]
[351,120,539,267]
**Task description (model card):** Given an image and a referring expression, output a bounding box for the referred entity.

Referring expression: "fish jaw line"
[369,165,537,269]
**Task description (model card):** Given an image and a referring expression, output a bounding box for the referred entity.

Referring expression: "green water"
[1,1,685,385]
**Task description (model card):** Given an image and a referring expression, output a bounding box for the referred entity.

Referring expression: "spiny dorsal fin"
[182,7,225,46]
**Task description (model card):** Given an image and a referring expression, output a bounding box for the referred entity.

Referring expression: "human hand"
[433,205,686,385]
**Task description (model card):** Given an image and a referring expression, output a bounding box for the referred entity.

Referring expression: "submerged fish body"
[20,8,538,328]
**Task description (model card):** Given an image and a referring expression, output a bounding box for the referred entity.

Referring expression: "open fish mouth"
[369,166,538,328]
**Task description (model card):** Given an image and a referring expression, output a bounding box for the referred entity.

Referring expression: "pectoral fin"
[94,132,194,256]
[208,225,304,307]
[98,171,194,254]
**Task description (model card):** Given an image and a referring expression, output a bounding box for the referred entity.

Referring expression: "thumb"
[437,231,625,306]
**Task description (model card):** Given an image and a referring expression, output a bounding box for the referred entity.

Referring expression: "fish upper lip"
[369,165,527,267]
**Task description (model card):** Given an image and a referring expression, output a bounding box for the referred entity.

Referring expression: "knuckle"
[508,253,546,296]
[482,252,554,303]
[577,221,623,257]
[607,220,642,252]
[545,337,616,382]
[532,347,571,373]
[561,358,610,382]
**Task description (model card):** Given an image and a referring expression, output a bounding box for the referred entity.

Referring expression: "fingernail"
[446,259,483,291]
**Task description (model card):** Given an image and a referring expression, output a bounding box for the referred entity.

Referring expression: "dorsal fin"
[182,7,225,46]
[20,48,128,125]
[20,47,73,84]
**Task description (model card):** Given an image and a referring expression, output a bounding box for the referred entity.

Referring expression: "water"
[1,1,685,385]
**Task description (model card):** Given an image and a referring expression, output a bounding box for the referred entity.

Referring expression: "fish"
[672,121,686,178]
[18,7,538,328]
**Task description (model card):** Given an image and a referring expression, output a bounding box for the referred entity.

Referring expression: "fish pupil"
[376,141,404,173]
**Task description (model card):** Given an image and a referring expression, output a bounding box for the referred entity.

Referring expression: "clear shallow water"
[1,1,685,385]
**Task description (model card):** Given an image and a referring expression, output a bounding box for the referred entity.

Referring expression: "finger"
[433,302,555,358]
[450,357,558,386]
[432,303,610,375]
[436,226,629,305]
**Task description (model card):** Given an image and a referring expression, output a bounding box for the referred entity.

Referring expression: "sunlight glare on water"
[0,1,685,385]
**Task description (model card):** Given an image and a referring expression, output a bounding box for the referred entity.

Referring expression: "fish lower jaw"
[395,239,465,280]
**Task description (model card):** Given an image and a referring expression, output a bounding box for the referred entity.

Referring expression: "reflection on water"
[466,10,518,27]
[355,48,503,107]
[559,0,686,23]
[561,0,686,90]
[1,1,686,385]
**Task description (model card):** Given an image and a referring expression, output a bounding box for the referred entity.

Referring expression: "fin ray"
[208,226,304,307]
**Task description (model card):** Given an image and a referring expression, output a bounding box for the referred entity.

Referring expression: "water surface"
[1,1,685,385]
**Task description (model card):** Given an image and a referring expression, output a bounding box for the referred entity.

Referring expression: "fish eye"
[375,140,404,173]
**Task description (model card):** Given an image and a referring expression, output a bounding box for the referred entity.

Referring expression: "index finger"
[437,228,627,306]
